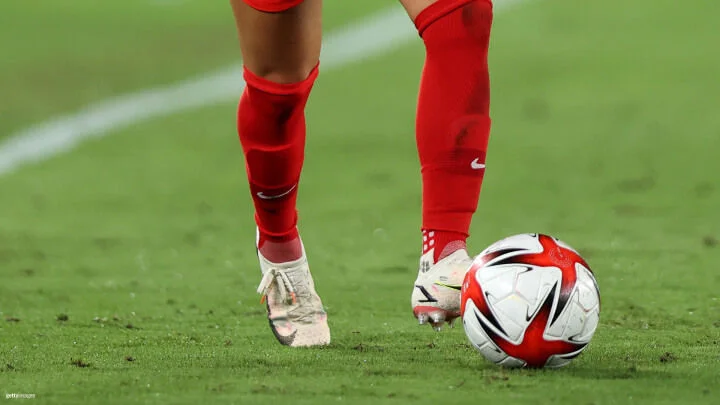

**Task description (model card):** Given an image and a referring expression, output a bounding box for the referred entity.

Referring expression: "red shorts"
[243,0,304,12]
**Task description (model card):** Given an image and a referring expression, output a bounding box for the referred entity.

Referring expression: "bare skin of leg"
[398,0,439,20]
[229,0,322,84]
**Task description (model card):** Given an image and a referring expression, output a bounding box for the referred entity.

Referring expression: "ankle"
[423,230,468,262]
[258,228,302,263]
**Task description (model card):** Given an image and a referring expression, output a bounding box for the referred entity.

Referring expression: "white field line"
[0,1,524,177]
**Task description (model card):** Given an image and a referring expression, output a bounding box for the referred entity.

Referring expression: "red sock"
[422,230,468,261]
[237,65,318,262]
[414,0,493,262]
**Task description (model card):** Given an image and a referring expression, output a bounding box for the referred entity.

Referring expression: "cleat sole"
[413,306,460,331]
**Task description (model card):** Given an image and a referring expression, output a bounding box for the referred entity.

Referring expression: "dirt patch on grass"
[702,236,718,248]
[70,358,90,368]
[659,352,677,363]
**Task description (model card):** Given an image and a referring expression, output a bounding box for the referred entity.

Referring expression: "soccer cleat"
[411,248,473,331]
[255,240,330,347]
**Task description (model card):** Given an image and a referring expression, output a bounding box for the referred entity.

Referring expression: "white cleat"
[256,241,330,347]
[411,249,473,331]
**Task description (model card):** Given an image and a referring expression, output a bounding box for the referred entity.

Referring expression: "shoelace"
[257,268,297,305]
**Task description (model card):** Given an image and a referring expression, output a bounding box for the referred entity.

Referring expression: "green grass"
[0,0,389,138]
[1,0,720,404]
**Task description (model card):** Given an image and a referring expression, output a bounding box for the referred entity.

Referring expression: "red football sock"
[414,0,493,262]
[237,65,318,262]
[422,230,468,261]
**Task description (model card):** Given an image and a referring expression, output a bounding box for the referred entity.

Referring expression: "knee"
[242,62,318,106]
[248,63,318,85]
[250,63,317,84]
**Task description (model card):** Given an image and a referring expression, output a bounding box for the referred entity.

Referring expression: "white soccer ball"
[461,233,600,368]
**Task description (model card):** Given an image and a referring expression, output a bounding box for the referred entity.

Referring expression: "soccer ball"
[460,233,600,368]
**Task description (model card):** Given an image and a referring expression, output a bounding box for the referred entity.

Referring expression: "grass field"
[1,0,719,404]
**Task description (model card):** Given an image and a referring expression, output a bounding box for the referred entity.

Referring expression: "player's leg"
[231,0,329,347]
[232,0,320,258]
[402,0,493,329]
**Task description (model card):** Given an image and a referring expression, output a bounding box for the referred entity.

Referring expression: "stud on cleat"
[429,311,447,331]
[413,306,459,331]
[417,313,429,325]
[430,312,445,324]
